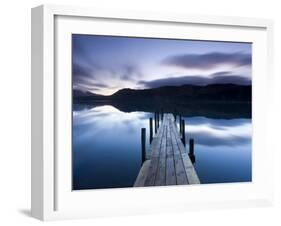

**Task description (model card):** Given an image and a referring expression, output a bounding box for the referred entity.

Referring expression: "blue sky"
[72,34,252,95]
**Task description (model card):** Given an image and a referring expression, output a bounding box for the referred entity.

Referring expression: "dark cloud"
[138,74,251,88]
[72,63,115,92]
[72,63,94,79]
[72,63,97,92]
[162,52,252,70]
[119,64,143,81]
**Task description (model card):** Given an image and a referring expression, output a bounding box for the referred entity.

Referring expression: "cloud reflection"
[185,117,251,147]
[73,105,152,141]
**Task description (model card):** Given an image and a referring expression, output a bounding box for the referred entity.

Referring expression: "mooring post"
[179,115,182,136]
[189,138,195,164]
[141,128,146,164]
[154,112,157,134]
[149,118,153,144]
[181,119,186,146]
[157,111,160,130]
[189,138,194,155]
[179,121,181,136]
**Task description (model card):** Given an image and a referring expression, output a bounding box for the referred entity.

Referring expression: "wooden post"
[189,138,194,155]
[154,112,157,134]
[179,121,181,136]
[141,128,146,164]
[179,115,182,136]
[157,111,160,130]
[189,138,195,164]
[156,112,158,130]
[173,109,177,121]
[181,119,186,146]
[149,118,153,144]
[161,109,164,121]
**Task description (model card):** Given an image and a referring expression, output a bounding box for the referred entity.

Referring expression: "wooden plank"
[169,119,188,185]
[144,149,161,186]
[182,153,200,184]
[154,125,167,186]
[169,116,200,184]
[145,115,164,159]
[144,115,166,186]
[136,113,200,187]
[134,160,151,187]
[150,114,166,157]
[165,118,176,185]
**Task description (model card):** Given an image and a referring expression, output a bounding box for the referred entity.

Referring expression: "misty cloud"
[119,64,143,81]
[73,61,143,93]
[72,35,252,95]
[162,52,252,70]
[138,74,251,89]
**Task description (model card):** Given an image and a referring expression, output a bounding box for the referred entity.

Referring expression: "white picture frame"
[31,4,274,221]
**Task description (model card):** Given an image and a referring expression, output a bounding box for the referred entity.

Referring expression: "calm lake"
[72,103,252,190]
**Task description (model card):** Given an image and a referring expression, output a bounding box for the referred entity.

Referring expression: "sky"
[72,34,252,95]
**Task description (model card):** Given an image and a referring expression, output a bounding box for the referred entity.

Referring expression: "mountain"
[73,84,252,118]
[110,84,251,102]
[73,89,104,98]
[74,84,251,102]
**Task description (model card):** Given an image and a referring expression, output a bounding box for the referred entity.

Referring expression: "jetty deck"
[134,113,200,187]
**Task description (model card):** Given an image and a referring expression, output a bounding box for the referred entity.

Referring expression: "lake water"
[72,104,252,190]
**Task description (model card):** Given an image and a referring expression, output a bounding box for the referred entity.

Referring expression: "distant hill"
[73,84,249,102]
[73,84,252,118]
[110,84,251,102]
[74,84,251,102]
[73,89,103,98]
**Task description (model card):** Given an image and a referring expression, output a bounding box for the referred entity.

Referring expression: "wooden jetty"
[134,113,200,187]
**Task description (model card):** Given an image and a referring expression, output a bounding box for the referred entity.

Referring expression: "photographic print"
[72,35,252,190]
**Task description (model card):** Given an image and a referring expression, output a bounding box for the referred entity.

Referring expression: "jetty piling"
[149,118,153,144]
[141,128,146,164]
[181,119,186,146]
[179,115,182,138]
[154,112,157,134]
[189,138,195,164]
[173,109,177,122]
[157,112,160,130]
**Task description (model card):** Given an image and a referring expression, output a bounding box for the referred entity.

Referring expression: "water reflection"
[73,105,153,190]
[73,104,252,190]
[184,117,251,147]
[183,117,252,183]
